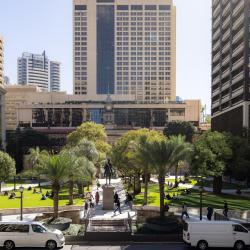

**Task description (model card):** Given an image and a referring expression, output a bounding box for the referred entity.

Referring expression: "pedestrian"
[126,192,133,210]
[95,191,100,205]
[114,196,121,215]
[181,203,189,219]
[114,192,119,203]
[223,201,229,218]
[164,202,170,212]
[84,200,89,217]
[89,199,95,216]
[207,206,213,221]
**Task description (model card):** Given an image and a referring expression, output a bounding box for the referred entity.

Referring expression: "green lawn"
[133,184,250,211]
[0,187,89,209]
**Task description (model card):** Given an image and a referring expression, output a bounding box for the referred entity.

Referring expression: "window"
[131,5,143,11]
[117,5,129,10]
[233,225,248,233]
[0,224,29,233]
[145,5,157,10]
[75,5,87,11]
[159,5,170,10]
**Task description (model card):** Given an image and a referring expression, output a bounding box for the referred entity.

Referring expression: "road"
[1,243,249,249]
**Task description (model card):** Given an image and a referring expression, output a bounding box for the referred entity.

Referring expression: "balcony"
[212,88,220,97]
[212,64,220,75]
[222,15,231,30]
[213,16,220,29]
[231,86,244,98]
[221,94,230,103]
[213,4,221,18]
[233,1,244,16]
[222,42,230,54]
[232,43,244,57]
[232,58,244,71]
[213,52,220,63]
[213,40,220,51]
[232,28,244,44]
[212,100,220,108]
[222,55,230,66]
[232,15,244,31]
[212,75,220,85]
[221,81,230,91]
[213,28,221,41]
[222,68,230,78]
[232,72,244,85]
[222,2,231,17]
[222,29,230,42]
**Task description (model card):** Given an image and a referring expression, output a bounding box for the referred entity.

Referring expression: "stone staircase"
[84,218,132,241]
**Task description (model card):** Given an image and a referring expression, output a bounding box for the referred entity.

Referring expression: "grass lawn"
[0,186,90,209]
[133,183,250,211]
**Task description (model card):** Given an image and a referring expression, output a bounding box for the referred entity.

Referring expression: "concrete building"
[50,61,60,92]
[4,76,10,85]
[73,0,176,103]
[0,36,3,86]
[17,52,61,92]
[5,85,200,143]
[211,0,249,135]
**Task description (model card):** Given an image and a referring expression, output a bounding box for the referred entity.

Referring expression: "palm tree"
[142,135,192,216]
[42,153,71,218]
[27,147,49,190]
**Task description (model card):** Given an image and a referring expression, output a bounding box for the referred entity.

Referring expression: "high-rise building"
[0,36,3,85]
[211,0,249,135]
[17,52,61,92]
[50,61,60,92]
[73,0,176,103]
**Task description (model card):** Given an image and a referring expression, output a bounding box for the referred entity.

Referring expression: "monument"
[102,159,115,210]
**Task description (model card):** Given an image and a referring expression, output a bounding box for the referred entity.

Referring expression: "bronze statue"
[104,159,113,185]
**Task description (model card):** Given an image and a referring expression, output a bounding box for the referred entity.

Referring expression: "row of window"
[117,61,170,65]
[116,56,171,60]
[116,66,170,70]
[117,77,170,80]
[116,17,170,21]
[116,31,171,36]
[117,12,170,16]
[116,22,169,26]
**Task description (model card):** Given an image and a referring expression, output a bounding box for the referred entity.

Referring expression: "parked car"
[0,221,65,249]
[183,220,250,250]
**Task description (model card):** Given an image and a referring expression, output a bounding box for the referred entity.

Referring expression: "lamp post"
[19,186,24,221]
[199,186,203,221]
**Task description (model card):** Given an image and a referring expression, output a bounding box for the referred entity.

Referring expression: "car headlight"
[56,234,64,240]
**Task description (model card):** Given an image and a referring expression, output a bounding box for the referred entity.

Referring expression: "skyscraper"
[0,36,3,86]
[73,0,176,103]
[17,52,61,92]
[211,0,249,135]
[50,61,60,92]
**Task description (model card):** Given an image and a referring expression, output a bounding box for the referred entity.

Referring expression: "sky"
[0,0,212,113]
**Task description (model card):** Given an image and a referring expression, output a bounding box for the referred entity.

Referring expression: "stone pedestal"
[102,185,115,210]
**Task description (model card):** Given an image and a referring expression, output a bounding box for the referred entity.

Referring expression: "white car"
[0,221,65,249]
[183,220,250,250]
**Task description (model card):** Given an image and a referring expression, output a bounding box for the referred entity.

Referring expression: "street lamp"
[199,185,203,221]
[19,186,24,221]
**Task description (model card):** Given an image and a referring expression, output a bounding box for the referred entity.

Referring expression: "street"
[1,243,250,249]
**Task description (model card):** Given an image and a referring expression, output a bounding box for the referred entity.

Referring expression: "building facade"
[18,52,61,92]
[50,61,60,92]
[73,0,176,103]
[0,36,3,86]
[5,86,200,135]
[211,0,250,135]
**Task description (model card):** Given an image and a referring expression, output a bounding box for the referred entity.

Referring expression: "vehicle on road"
[0,221,65,249]
[183,220,250,250]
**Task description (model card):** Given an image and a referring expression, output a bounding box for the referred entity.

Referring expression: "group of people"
[41,191,54,200]
[83,191,100,217]
[180,201,229,221]
[113,191,133,215]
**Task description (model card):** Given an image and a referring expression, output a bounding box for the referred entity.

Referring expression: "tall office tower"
[18,51,49,91]
[73,0,176,103]
[0,36,3,85]
[211,0,250,135]
[50,61,61,92]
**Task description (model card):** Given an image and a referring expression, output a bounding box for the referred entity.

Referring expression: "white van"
[183,221,250,250]
[0,221,65,249]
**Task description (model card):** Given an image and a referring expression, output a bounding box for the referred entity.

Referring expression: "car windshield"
[32,224,48,233]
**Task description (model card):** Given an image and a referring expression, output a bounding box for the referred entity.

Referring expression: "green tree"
[26,147,49,189]
[141,135,192,216]
[41,153,71,218]
[191,131,232,194]
[163,121,195,142]
[0,151,16,192]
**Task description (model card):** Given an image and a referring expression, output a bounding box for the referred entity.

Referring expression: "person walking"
[126,192,133,210]
[223,201,229,218]
[114,192,121,215]
[181,203,189,219]
[207,206,213,221]
[84,200,89,218]
[95,191,100,205]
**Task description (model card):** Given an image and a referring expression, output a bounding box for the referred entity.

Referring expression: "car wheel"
[46,240,57,250]
[235,241,245,250]
[4,240,15,250]
[197,240,208,250]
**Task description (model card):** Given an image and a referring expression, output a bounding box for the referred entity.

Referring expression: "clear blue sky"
[0,0,212,113]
